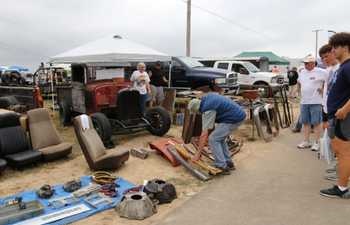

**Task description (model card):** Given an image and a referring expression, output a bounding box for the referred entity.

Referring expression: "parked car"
[57,63,171,146]
[169,57,239,93]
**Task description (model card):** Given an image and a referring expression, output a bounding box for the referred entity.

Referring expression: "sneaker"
[324,172,338,181]
[297,141,311,149]
[311,142,320,151]
[226,161,236,171]
[320,185,348,198]
[210,167,231,176]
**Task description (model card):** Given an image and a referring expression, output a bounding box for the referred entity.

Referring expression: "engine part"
[36,185,54,199]
[144,179,177,204]
[116,192,156,220]
[100,183,118,197]
[63,180,82,193]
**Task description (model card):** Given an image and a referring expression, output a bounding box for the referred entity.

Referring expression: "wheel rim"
[148,111,164,129]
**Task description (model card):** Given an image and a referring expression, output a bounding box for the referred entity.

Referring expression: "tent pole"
[168,61,172,88]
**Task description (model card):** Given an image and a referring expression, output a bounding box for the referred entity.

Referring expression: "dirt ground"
[0,100,299,225]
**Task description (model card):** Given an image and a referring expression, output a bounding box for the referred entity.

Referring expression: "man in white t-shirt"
[130,62,151,113]
[297,55,328,151]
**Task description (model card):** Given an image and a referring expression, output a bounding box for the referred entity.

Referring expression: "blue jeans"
[208,122,242,168]
[139,94,148,113]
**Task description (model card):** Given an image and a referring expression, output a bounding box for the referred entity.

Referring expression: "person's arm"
[335,99,350,120]
[192,110,216,161]
[145,72,151,93]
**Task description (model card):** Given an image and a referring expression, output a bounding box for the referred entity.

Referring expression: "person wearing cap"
[188,92,246,175]
[148,61,168,106]
[297,55,328,151]
[320,32,350,198]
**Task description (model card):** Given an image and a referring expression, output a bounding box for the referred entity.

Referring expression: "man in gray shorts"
[149,62,168,106]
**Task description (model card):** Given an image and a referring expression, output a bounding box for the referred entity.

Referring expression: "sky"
[0,0,349,71]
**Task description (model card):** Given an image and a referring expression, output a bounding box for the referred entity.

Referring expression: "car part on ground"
[144,179,177,204]
[130,148,149,159]
[72,184,101,198]
[174,143,222,175]
[253,104,273,142]
[116,192,157,220]
[0,112,42,168]
[167,145,210,181]
[63,180,82,193]
[36,185,55,199]
[91,171,117,185]
[15,204,90,225]
[73,115,129,171]
[27,108,72,161]
[84,193,113,208]
[149,138,182,167]
[0,199,44,225]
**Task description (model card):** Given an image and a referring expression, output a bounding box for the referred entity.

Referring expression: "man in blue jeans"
[188,92,246,175]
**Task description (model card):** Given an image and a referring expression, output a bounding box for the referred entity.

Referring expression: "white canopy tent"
[50,35,171,64]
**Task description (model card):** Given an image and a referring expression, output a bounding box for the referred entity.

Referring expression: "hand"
[335,107,349,120]
[323,122,329,129]
[191,152,201,162]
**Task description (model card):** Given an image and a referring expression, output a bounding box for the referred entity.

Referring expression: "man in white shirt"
[297,55,328,151]
[130,62,151,113]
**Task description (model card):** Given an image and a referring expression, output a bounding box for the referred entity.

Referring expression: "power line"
[176,0,272,40]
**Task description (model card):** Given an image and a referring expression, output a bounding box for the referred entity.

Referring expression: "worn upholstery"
[73,115,129,171]
[0,159,6,172]
[0,112,42,168]
[27,108,72,161]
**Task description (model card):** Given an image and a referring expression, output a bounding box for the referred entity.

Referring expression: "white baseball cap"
[303,55,316,63]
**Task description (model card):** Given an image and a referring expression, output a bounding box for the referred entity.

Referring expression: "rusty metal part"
[91,171,116,185]
[173,143,222,175]
[167,146,210,181]
[116,192,156,220]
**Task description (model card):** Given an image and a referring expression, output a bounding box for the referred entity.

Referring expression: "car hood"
[191,67,228,77]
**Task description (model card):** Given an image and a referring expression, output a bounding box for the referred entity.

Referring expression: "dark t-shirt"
[149,67,167,87]
[327,58,350,118]
[287,70,298,85]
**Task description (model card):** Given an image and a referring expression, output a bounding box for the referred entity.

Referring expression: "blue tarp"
[0,176,135,225]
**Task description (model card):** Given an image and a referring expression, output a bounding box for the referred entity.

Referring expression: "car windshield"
[178,57,204,68]
[243,62,260,73]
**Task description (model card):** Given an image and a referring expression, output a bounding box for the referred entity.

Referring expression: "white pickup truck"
[211,60,286,88]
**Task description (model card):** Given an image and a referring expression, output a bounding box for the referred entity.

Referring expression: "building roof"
[235,51,290,65]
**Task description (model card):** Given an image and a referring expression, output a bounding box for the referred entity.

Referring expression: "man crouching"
[188,92,246,175]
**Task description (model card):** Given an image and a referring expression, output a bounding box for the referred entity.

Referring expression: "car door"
[170,59,189,87]
[232,63,250,85]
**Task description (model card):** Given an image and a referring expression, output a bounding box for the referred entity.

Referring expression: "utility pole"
[186,0,191,56]
[312,29,323,58]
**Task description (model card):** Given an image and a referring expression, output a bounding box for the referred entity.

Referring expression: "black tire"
[91,112,112,142]
[59,101,72,126]
[145,106,171,136]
